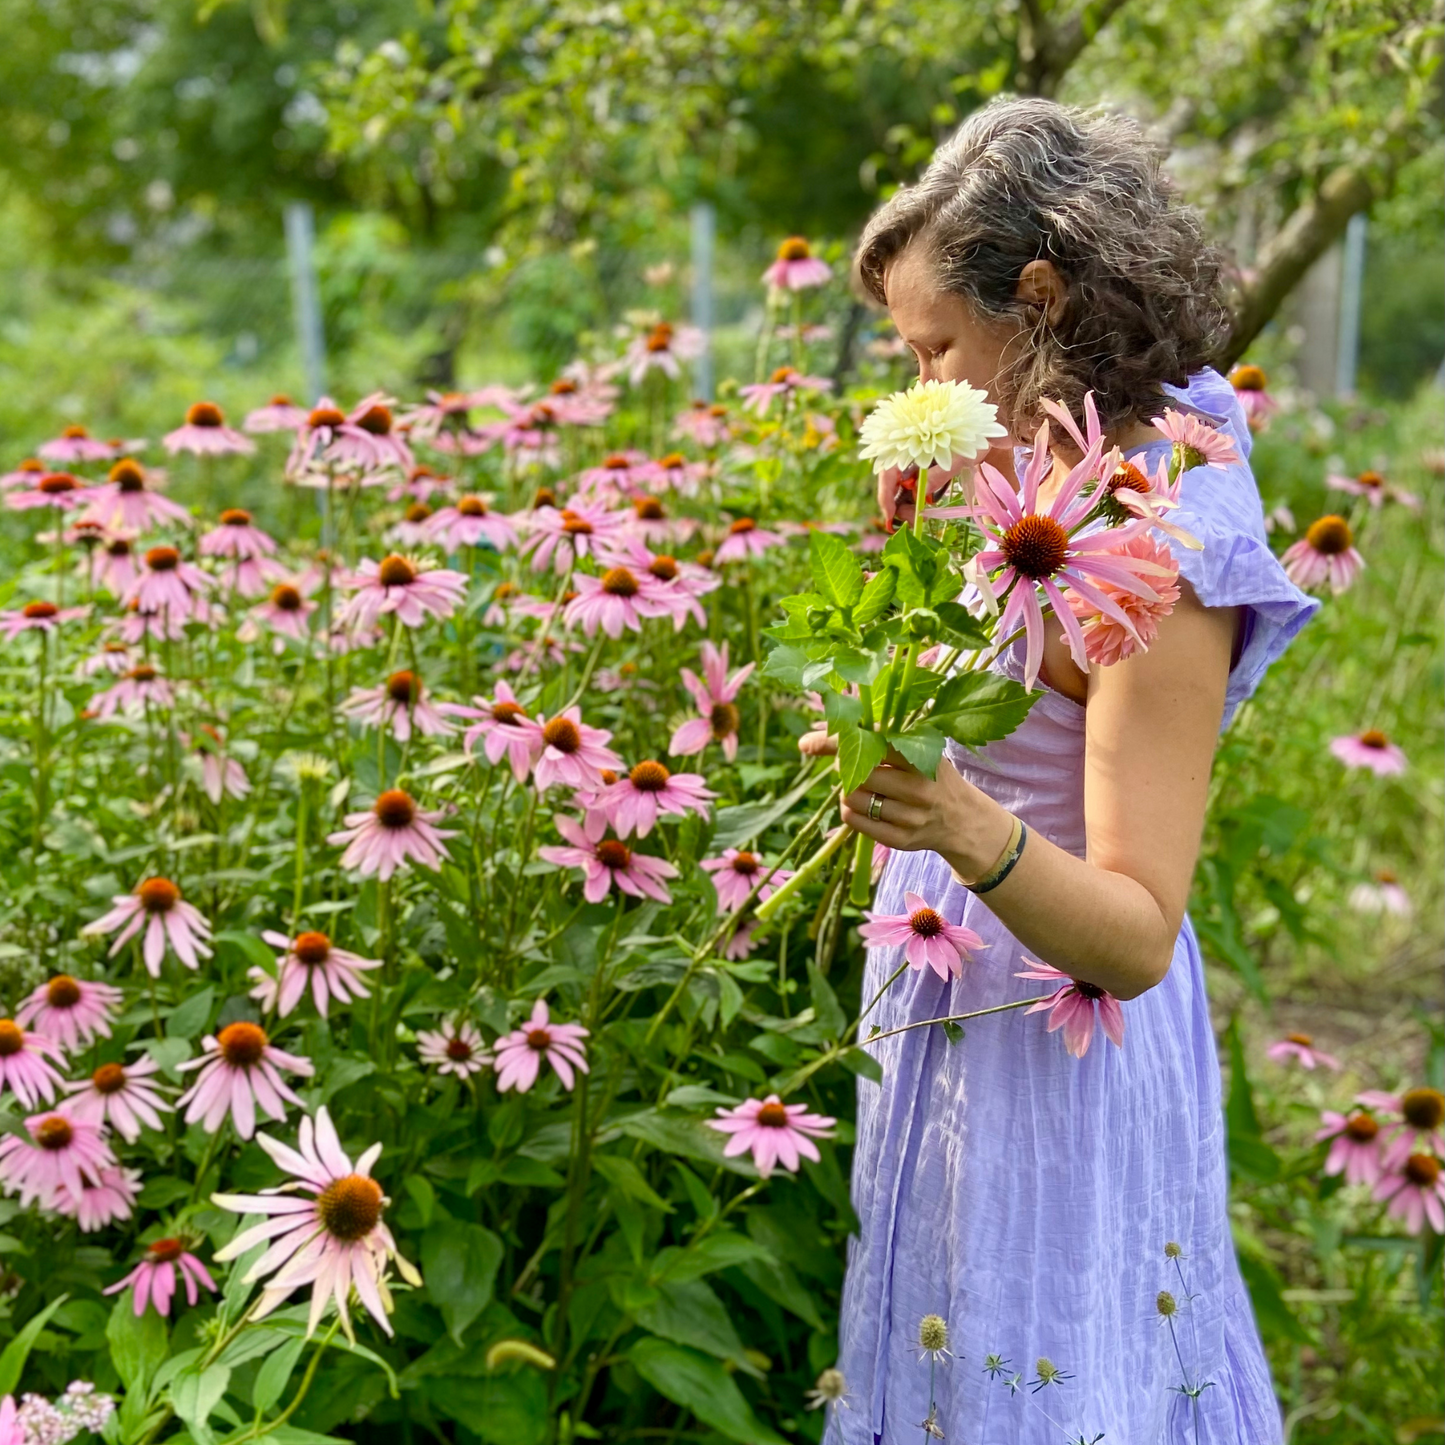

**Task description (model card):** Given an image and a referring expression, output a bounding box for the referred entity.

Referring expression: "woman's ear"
[1015,259,1068,326]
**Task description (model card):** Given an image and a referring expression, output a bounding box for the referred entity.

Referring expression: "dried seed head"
[1156,1291,1177,1318]
[918,1315,949,1354]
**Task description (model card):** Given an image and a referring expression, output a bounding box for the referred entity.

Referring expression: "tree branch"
[1017,0,1134,97]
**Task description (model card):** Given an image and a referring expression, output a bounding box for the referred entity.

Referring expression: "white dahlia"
[857,379,1006,475]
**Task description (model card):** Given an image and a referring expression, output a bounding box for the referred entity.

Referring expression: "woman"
[807,98,1317,1442]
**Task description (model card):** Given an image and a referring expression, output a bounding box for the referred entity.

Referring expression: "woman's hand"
[875,443,1016,529]
[799,725,1015,881]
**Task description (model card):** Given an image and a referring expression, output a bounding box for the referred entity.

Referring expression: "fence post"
[1335,213,1366,400]
[284,202,327,404]
[690,202,716,401]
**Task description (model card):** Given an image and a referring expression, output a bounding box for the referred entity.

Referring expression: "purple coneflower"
[0,1107,115,1208]
[91,532,139,596]
[645,451,710,497]
[340,672,455,743]
[441,682,541,782]
[252,930,382,1018]
[713,516,784,564]
[16,975,122,1053]
[163,401,256,456]
[199,507,279,567]
[523,500,627,574]
[706,1094,836,1178]
[1266,1032,1341,1071]
[1349,868,1411,917]
[244,394,310,432]
[6,471,91,513]
[123,544,212,617]
[700,849,792,914]
[1281,515,1363,595]
[1325,467,1418,510]
[1315,1109,1383,1187]
[673,400,731,449]
[58,1164,140,1230]
[84,459,190,532]
[190,727,251,804]
[739,365,833,417]
[246,579,319,643]
[416,1018,492,1078]
[563,565,678,638]
[39,424,114,463]
[527,709,623,792]
[88,663,177,719]
[0,1018,66,1108]
[599,760,715,839]
[669,640,753,761]
[625,320,705,387]
[493,999,590,1093]
[1015,961,1125,1058]
[1356,1087,1445,1171]
[1150,407,1240,470]
[761,236,833,292]
[345,394,413,473]
[0,600,89,640]
[1374,1153,1445,1235]
[62,1058,172,1143]
[81,876,213,977]
[1227,364,1279,433]
[1329,730,1406,776]
[176,1022,314,1139]
[538,813,678,904]
[859,892,985,982]
[337,554,467,631]
[577,451,654,500]
[104,1238,216,1317]
[328,789,457,880]
[422,495,519,552]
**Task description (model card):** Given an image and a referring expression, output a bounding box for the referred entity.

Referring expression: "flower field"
[0,262,1439,1444]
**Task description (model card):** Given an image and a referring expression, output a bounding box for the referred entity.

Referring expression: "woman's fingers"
[798,729,838,758]
[839,804,914,849]
[855,765,930,804]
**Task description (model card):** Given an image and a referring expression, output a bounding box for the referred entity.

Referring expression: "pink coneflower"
[189,727,250,805]
[625,320,706,387]
[612,545,716,629]
[599,760,716,838]
[1326,468,1419,510]
[713,517,785,564]
[859,892,985,982]
[739,365,834,417]
[328,789,457,880]
[673,399,732,448]
[1266,1032,1341,1071]
[563,565,678,638]
[212,1106,421,1338]
[545,369,618,425]
[345,395,413,473]
[389,463,453,504]
[723,919,762,960]
[523,500,627,574]
[1227,365,1279,433]
[700,849,793,914]
[56,1164,141,1230]
[337,554,467,631]
[390,500,436,547]
[1150,408,1240,470]
[416,1018,492,1078]
[39,424,115,463]
[1329,729,1406,776]
[91,532,139,596]
[1,459,49,493]
[1281,515,1363,595]
[625,494,699,547]
[80,640,134,677]
[0,1018,66,1108]
[0,600,89,640]
[1264,503,1296,535]
[163,401,256,457]
[123,544,212,616]
[762,237,833,292]
[88,663,177,719]
[0,1397,16,1445]
[441,682,541,782]
[706,1095,836,1178]
[62,1057,172,1143]
[669,640,753,761]
[104,1238,216,1317]
[538,813,679,903]
[1349,868,1412,917]
[16,975,122,1053]
[577,451,655,500]
[6,470,91,513]
[1374,1153,1445,1234]
[340,672,455,743]
[199,507,279,572]
[251,930,382,1019]
[474,399,564,464]
[528,709,623,791]
[493,999,590,1093]
[176,1022,313,1139]
[1315,1109,1384,1187]
[286,399,373,478]
[246,579,319,643]
[83,458,190,533]
[423,495,519,553]
[0,1107,115,1208]
[967,425,1170,689]
[1015,961,1126,1058]
[1356,1087,1445,1170]
[645,451,711,497]
[400,389,483,440]
[244,394,310,433]
[81,876,214,977]
[117,600,190,645]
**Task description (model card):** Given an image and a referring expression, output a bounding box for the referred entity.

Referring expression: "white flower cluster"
[16,1383,115,1445]
[857,378,1007,475]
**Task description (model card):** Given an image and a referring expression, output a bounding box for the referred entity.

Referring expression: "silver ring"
[868,792,885,822]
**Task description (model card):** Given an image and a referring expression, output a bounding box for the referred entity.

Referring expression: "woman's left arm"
[827,586,1239,1000]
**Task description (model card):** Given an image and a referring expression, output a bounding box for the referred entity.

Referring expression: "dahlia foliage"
[0,255,1414,1441]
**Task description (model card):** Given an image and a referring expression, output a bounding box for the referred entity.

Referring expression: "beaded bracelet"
[962,814,1028,895]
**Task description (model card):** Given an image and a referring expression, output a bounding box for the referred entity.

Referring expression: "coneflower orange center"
[457,495,488,516]
[1108,462,1152,495]
[526,1026,553,1050]
[658,452,687,469]
[649,556,678,580]
[1230,365,1267,391]
[405,502,431,523]
[62,424,90,439]
[603,454,632,470]
[532,487,556,509]
[757,1101,790,1127]
[602,567,639,598]
[36,1116,73,1150]
[148,1238,186,1263]
[271,584,303,611]
[46,975,82,1008]
[23,601,58,620]
[769,366,797,385]
[186,402,224,427]
[0,1021,23,1056]
[108,538,132,556]
[137,877,180,912]
[1402,1087,1445,1130]
[1344,1112,1378,1143]
[645,328,673,353]
[386,670,420,704]
[374,789,417,829]
[542,717,582,753]
[730,851,760,875]
[377,554,417,587]
[445,1036,473,1061]
[708,404,727,418]
[317,1174,383,1241]
[294,932,332,966]
[550,378,578,395]
[710,701,740,736]
[218,1021,268,1067]
[777,236,811,261]
[1286,1032,1313,1047]
[127,664,157,683]
[909,908,944,937]
[1404,1154,1441,1187]
[560,510,593,536]
[270,394,294,406]
[1075,980,1106,1000]
[634,497,665,520]
[729,517,756,535]
[596,839,631,870]
[1305,515,1352,555]
[1376,868,1398,884]
[1001,514,1069,579]
[1357,470,1384,489]
[146,546,180,572]
[92,1062,127,1093]
[110,459,146,490]
[308,406,345,429]
[629,761,670,791]
[356,404,393,435]
[491,701,526,725]
[1358,730,1388,749]
[40,473,78,494]
[493,581,519,601]
[220,508,252,526]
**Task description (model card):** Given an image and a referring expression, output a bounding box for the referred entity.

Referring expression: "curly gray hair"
[856,97,1230,439]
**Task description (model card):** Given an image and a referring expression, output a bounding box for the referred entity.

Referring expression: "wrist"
[942,797,1016,884]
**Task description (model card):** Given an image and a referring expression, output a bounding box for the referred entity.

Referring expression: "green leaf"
[0,1293,68,1396]
[419,1371,548,1445]
[934,672,1035,747]
[822,691,862,731]
[736,1257,825,1330]
[593,1154,673,1213]
[1224,1017,1281,1182]
[629,1339,788,1445]
[886,728,946,778]
[832,647,885,686]
[809,530,864,609]
[838,1046,884,1083]
[636,1278,756,1373]
[215,930,278,970]
[853,566,897,626]
[613,1111,751,1176]
[405,1176,437,1226]
[760,643,810,687]
[250,1336,306,1415]
[933,600,991,647]
[653,1231,773,1283]
[807,961,845,1039]
[1236,1252,1312,1345]
[166,987,216,1041]
[421,1219,505,1344]
[169,1362,231,1444]
[710,771,826,851]
[837,726,887,794]
[106,1295,168,1398]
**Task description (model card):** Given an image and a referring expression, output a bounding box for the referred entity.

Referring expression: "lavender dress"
[830,370,1318,1445]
